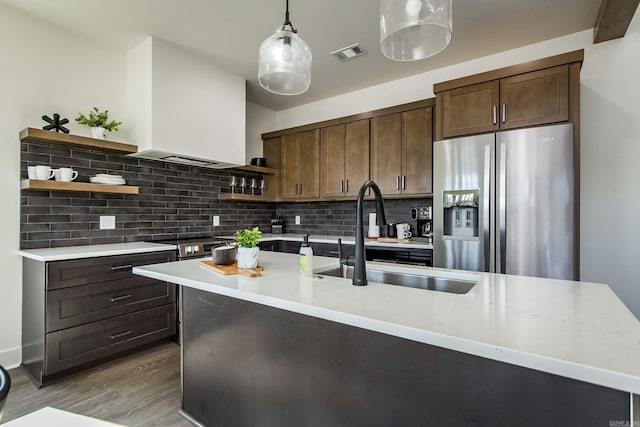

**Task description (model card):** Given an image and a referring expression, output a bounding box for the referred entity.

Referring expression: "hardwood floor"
[1,342,192,426]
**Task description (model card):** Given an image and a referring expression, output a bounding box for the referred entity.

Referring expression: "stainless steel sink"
[317,266,476,294]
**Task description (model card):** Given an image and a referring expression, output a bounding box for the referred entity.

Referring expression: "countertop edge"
[133,264,640,395]
[18,242,178,261]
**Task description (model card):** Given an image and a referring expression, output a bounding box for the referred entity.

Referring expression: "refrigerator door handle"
[484,144,492,272]
[497,141,507,273]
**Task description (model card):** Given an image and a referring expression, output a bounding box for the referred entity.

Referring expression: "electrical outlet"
[213,215,220,226]
[295,215,301,225]
[100,216,115,230]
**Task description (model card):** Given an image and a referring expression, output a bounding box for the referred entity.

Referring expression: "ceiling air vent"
[331,43,367,62]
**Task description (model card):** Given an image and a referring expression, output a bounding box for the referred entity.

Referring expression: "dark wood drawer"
[46,276,176,332]
[44,304,176,375]
[46,251,176,290]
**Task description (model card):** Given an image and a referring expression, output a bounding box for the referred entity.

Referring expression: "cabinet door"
[344,119,370,197]
[371,113,402,195]
[45,304,176,375]
[298,129,320,198]
[321,124,346,198]
[441,81,499,138]
[500,65,569,130]
[281,133,300,199]
[402,107,433,195]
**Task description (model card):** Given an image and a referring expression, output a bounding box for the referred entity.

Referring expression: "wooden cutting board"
[375,237,411,243]
[200,260,263,278]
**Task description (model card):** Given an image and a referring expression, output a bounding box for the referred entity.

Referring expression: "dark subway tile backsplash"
[21,141,276,249]
[21,141,431,249]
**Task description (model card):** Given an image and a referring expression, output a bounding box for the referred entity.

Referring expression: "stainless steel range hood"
[126,37,246,168]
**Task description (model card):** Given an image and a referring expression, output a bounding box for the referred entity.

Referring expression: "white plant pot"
[91,127,107,140]
[237,246,259,269]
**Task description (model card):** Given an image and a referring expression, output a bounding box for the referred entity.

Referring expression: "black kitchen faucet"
[352,180,387,286]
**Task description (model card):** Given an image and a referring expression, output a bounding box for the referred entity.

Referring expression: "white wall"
[272,20,640,318]
[246,101,277,163]
[580,13,640,316]
[0,3,127,367]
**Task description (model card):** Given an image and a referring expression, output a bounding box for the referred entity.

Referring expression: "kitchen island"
[134,252,640,426]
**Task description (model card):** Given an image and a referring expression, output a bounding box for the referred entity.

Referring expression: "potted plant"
[75,107,122,140]
[234,227,262,269]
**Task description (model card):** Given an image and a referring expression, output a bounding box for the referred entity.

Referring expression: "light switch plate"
[213,215,220,226]
[100,216,115,230]
[295,215,301,225]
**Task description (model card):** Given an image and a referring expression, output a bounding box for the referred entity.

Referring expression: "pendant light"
[258,0,312,95]
[380,0,452,61]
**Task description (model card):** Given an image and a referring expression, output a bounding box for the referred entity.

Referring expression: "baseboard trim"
[0,346,21,369]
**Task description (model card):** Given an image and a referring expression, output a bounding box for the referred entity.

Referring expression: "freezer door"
[497,123,575,280]
[433,134,495,272]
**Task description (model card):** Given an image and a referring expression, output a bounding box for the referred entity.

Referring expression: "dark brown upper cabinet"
[281,129,320,199]
[371,107,433,196]
[439,65,569,139]
[434,50,583,141]
[320,120,370,198]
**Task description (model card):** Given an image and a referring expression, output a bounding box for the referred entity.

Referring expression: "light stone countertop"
[134,251,640,395]
[18,242,178,261]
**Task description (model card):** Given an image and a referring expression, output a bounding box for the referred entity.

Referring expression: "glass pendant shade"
[380,0,452,61]
[258,26,312,95]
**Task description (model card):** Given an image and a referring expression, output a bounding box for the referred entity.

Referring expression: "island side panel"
[182,287,631,427]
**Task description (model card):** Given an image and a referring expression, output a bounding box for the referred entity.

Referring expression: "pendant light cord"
[282,0,298,33]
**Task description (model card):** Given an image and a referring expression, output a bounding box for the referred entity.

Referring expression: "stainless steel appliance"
[177,238,231,260]
[411,206,432,240]
[433,123,576,280]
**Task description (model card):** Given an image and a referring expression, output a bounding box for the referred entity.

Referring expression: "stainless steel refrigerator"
[433,123,576,280]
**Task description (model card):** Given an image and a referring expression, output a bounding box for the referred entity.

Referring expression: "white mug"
[58,167,78,182]
[27,166,37,179]
[53,169,60,181]
[396,223,411,234]
[398,230,412,239]
[35,165,54,180]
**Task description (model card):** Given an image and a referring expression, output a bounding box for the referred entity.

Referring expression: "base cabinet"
[182,289,632,427]
[22,251,177,387]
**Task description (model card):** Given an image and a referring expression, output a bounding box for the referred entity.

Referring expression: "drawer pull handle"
[110,330,132,340]
[110,294,133,303]
[110,264,133,271]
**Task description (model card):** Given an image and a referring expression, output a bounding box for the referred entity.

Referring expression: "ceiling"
[1,0,602,111]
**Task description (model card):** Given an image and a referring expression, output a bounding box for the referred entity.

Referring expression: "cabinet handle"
[110,294,133,303]
[328,251,340,255]
[110,264,133,271]
[345,180,348,193]
[492,106,497,125]
[502,104,506,123]
[402,175,406,190]
[295,183,299,195]
[110,330,132,340]
[396,176,400,190]
[341,180,344,193]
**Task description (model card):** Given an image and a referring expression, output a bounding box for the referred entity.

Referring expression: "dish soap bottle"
[299,234,314,276]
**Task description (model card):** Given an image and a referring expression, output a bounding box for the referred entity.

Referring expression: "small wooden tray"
[200,260,263,278]
[375,237,411,243]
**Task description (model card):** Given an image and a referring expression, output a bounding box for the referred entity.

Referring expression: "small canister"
[386,223,397,238]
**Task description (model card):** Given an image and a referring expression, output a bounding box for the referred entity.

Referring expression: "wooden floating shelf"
[21,179,139,195]
[218,193,273,202]
[20,128,138,154]
[233,165,278,175]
